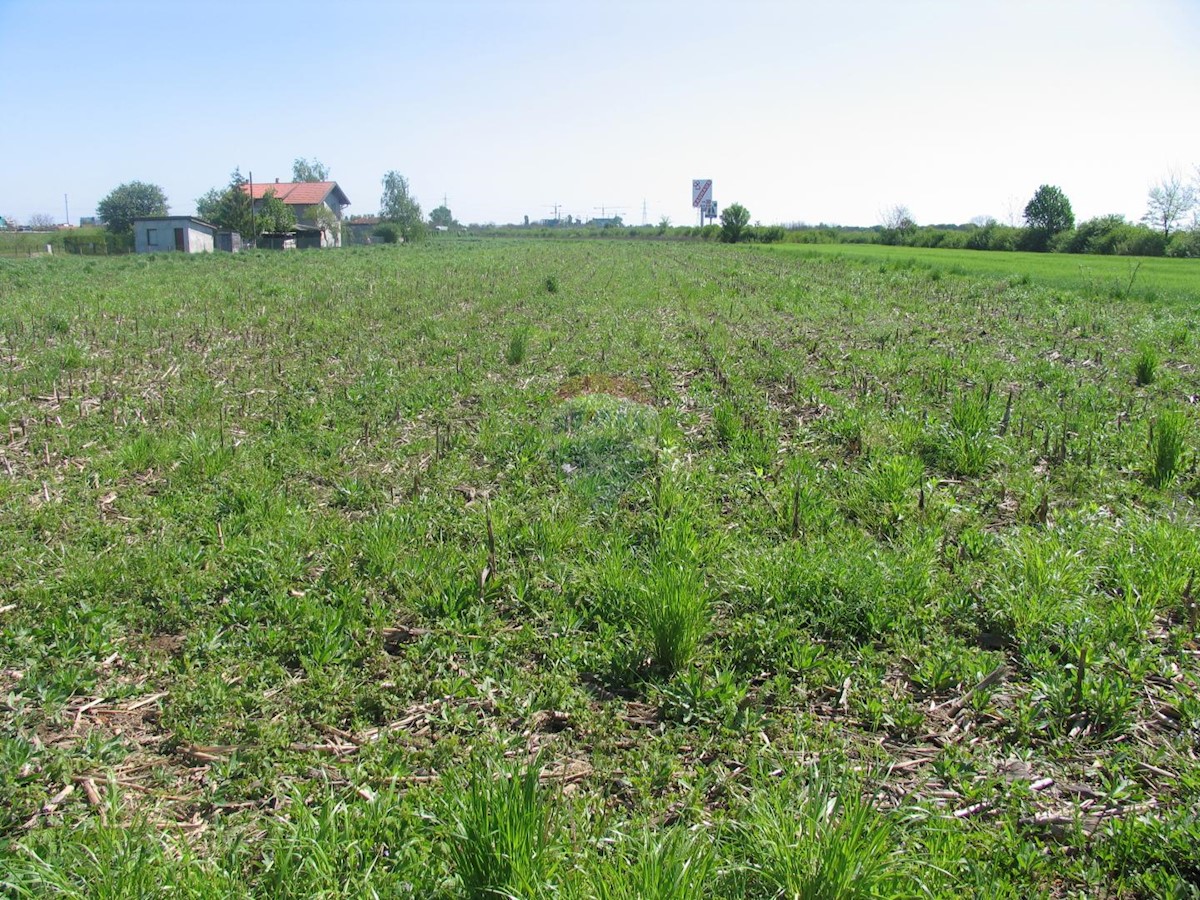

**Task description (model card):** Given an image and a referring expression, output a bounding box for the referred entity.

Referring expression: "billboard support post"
[692,179,713,228]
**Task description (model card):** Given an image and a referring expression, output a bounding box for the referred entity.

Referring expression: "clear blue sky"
[1,0,1197,228]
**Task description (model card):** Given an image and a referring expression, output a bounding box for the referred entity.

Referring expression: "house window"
[146,228,157,246]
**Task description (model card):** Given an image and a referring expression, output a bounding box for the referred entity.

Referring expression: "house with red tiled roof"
[240,179,351,247]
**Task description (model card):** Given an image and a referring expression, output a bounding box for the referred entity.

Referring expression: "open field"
[1,241,1199,897]
[769,242,1200,306]
[0,230,127,260]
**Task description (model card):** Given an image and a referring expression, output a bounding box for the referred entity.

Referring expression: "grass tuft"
[444,759,561,899]
[943,391,993,475]
[586,828,715,900]
[743,775,903,900]
[639,559,708,676]
[1147,409,1187,488]
[1134,344,1159,386]
[506,326,532,365]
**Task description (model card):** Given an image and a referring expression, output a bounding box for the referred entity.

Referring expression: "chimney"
[275,178,280,183]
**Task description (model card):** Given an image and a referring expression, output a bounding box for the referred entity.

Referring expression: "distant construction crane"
[540,203,569,225]
[592,205,627,219]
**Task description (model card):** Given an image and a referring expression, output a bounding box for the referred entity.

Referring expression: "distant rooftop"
[240,181,350,208]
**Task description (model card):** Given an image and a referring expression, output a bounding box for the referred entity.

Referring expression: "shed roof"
[241,181,350,208]
[133,215,217,230]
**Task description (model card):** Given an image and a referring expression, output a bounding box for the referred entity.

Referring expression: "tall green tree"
[429,204,457,228]
[1022,185,1074,251]
[195,188,223,222]
[196,169,255,238]
[97,181,168,234]
[292,158,330,182]
[719,203,751,243]
[256,190,296,234]
[380,171,424,242]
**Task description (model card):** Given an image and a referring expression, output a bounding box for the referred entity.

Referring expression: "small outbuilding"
[257,231,297,251]
[215,231,243,253]
[134,216,216,254]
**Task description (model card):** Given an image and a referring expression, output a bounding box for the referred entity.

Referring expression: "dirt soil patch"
[556,374,652,405]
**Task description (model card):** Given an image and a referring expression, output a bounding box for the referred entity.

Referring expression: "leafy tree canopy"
[97,181,168,234]
[380,171,424,242]
[257,189,297,234]
[429,204,457,228]
[719,203,751,243]
[196,169,255,239]
[292,158,330,183]
[1023,185,1074,249]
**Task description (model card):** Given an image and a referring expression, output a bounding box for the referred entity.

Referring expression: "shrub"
[1166,229,1200,258]
[719,203,751,243]
[751,225,786,244]
[968,222,1019,251]
[1048,229,1078,253]
[936,229,969,249]
[372,223,400,244]
[1115,226,1168,257]
[1062,215,1128,254]
[1018,227,1055,252]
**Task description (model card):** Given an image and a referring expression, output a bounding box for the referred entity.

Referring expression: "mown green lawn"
[1,241,1198,897]
[768,240,1200,305]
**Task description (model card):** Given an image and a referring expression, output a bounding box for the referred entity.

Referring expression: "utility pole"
[64,194,69,227]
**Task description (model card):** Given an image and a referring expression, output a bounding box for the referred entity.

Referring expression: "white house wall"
[134,219,215,254]
[185,226,214,253]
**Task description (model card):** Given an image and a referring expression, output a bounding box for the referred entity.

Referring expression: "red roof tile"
[240,181,350,207]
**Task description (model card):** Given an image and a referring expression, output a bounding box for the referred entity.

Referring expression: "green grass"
[1,241,1199,896]
[767,240,1200,304]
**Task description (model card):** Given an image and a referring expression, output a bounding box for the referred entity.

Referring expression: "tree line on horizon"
[8,165,1199,259]
[859,172,1200,258]
[490,172,1200,258]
